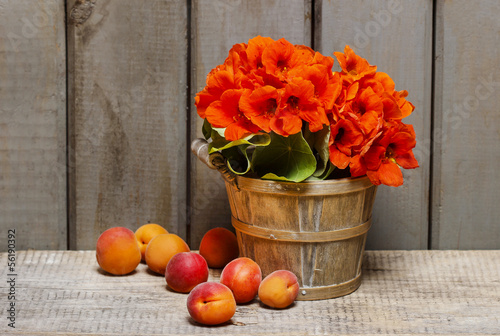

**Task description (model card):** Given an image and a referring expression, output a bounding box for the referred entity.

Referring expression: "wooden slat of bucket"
[318,191,366,230]
[237,233,305,285]
[227,183,300,232]
[312,235,366,287]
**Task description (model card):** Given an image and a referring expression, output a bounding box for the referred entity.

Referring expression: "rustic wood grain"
[316,0,433,249]
[431,0,500,249]
[189,0,313,249]
[0,1,67,249]
[66,0,188,249]
[1,250,498,335]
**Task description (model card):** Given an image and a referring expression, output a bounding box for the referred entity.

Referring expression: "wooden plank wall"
[317,0,433,249]
[1,0,499,251]
[67,0,188,249]
[432,0,500,249]
[189,0,312,248]
[0,0,67,250]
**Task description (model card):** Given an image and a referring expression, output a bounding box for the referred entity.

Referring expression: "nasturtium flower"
[205,89,261,141]
[364,122,418,186]
[195,36,418,186]
[334,45,377,81]
[274,77,328,135]
[195,68,235,118]
[328,118,364,169]
[239,86,280,133]
[246,35,274,69]
[345,87,383,137]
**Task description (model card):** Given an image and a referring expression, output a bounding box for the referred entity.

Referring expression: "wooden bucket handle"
[191,138,238,187]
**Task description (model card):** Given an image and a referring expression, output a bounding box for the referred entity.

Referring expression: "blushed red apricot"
[187,282,236,325]
[199,227,239,268]
[165,252,209,293]
[220,257,262,304]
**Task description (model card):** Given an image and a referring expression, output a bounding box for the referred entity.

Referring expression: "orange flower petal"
[373,72,395,92]
[381,93,403,120]
[396,150,419,169]
[329,146,350,169]
[333,45,377,80]
[195,89,216,119]
[224,118,261,141]
[349,155,367,177]
[367,161,403,187]
[364,145,386,171]
[269,108,302,136]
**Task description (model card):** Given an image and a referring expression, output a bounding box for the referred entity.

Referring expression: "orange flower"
[334,45,377,81]
[393,90,415,119]
[239,86,281,132]
[261,38,312,79]
[246,36,274,69]
[363,122,418,186]
[289,63,341,111]
[360,72,395,95]
[224,43,248,76]
[205,89,261,141]
[380,92,403,120]
[272,77,328,135]
[344,87,383,137]
[349,155,367,177]
[328,118,364,169]
[195,68,235,118]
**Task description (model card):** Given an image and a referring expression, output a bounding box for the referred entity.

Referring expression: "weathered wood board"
[189,0,313,248]
[66,0,188,249]
[316,0,433,249]
[431,0,500,249]
[2,0,500,251]
[0,1,67,249]
[1,250,499,335]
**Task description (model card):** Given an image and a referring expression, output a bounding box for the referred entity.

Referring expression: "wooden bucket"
[225,175,377,301]
[191,138,377,300]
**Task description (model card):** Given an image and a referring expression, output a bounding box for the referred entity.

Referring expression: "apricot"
[134,223,168,261]
[165,252,209,293]
[96,227,141,275]
[199,227,239,268]
[220,257,261,304]
[258,270,299,308]
[187,282,236,325]
[145,233,190,275]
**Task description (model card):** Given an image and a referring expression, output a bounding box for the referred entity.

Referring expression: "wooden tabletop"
[1,250,499,335]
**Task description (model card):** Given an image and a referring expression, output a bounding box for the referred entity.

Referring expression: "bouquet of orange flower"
[195,36,418,187]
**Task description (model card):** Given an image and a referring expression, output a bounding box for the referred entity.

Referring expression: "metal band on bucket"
[231,216,371,243]
[297,273,362,301]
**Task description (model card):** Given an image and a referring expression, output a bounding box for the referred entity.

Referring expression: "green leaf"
[261,173,292,181]
[306,161,335,181]
[209,133,271,154]
[251,132,317,182]
[202,119,212,140]
[211,127,226,138]
[222,145,251,175]
[303,125,331,177]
